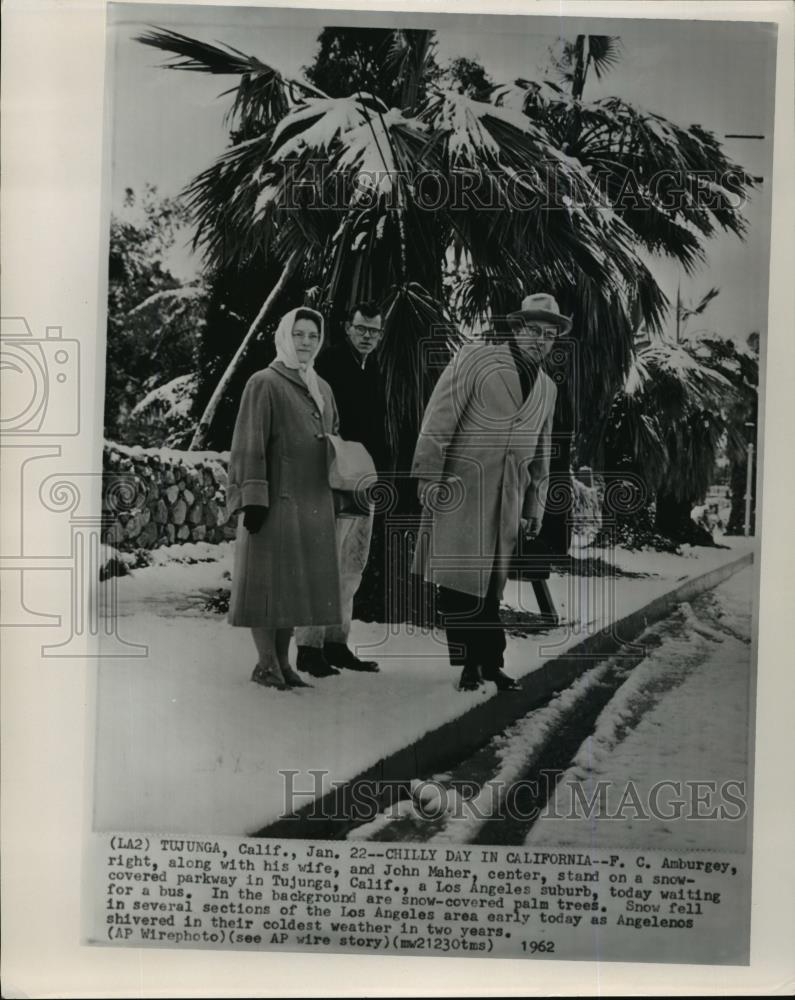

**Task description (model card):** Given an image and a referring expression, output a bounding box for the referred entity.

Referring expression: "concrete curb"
[255,550,753,838]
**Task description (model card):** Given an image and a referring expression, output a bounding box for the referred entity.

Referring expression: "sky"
[106,2,778,345]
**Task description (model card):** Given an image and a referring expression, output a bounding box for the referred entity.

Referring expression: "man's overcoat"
[411,342,557,599]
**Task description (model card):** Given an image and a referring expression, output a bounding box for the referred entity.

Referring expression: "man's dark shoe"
[296,646,340,677]
[323,642,379,672]
[457,663,482,691]
[482,665,521,692]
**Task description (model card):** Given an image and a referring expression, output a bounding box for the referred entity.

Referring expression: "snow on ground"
[503,534,747,640]
[93,536,754,836]
[527,567,754,852]
[350,568,754,847]
[349,656,618,843]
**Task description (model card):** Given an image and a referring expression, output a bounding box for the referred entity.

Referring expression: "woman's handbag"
[325,434,376,514]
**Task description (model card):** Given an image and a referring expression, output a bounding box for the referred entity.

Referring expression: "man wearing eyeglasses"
[295,301,387,678]
[412,293,569,693]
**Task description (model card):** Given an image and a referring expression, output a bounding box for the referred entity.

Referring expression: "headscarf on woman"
[273,306,326,414]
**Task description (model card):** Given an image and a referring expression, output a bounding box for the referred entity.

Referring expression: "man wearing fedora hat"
[412,292,571,692]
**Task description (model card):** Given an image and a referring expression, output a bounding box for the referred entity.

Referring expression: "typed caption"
[88,833,750,964]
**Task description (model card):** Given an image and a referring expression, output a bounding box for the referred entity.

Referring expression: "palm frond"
[528,94,757,260]
[679,286,720,321]
[268,96,378,159]
[585,36,622,80]
[136,27,326,133]
[183,131,278,268]
[136,27,262,74]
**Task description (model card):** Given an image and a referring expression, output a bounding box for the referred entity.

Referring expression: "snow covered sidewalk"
[93,537,755,836]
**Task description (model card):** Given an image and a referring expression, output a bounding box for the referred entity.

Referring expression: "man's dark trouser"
[437,567,506,676]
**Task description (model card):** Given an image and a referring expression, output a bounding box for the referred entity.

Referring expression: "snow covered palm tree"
[600,340,737,544]
[137,27,754,463]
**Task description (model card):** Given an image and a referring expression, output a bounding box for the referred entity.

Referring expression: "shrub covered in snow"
[99,545,145,581]
[593,503,682,553]
[124,373,199,448]
[100,539,234,581]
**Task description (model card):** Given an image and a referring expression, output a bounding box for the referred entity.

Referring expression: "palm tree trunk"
[675,282,681,343]
[571,36,587,101]
[564,36,587,153]
[189,250,299,450]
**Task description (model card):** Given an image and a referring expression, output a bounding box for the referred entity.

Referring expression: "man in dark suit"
[295,302,387,677]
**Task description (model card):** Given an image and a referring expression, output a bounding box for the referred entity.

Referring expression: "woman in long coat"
[412,293,569,692]
[227,306,342,689]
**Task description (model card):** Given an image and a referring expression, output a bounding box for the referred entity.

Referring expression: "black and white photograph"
[2,0,794,989]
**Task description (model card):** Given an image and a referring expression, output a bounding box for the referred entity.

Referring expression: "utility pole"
[727,133,763,538]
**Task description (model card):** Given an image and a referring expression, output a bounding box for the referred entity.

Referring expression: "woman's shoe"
[280,664,312,688]
[251,660,289,689]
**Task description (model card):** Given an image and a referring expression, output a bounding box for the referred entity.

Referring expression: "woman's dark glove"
[243,505,267,534]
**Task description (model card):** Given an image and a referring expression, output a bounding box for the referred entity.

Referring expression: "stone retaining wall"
[102,442,234,551]
[101,443,606,555]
